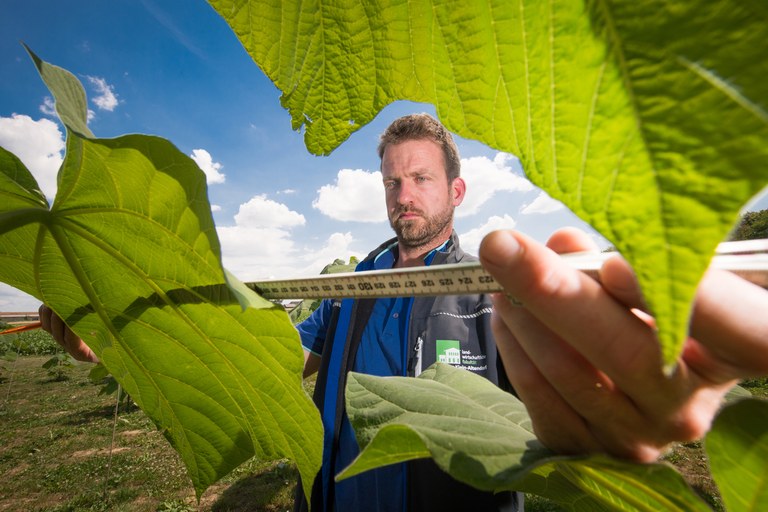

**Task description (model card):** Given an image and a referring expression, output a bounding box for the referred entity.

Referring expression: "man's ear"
[451,177,466,206]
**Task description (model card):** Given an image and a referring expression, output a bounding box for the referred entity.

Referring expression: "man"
[40,115,768,511]
[295,113,519,511]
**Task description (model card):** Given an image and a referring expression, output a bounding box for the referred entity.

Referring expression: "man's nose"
[395,181,414,205]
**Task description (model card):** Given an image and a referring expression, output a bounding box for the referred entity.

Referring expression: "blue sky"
[1,0,766,312]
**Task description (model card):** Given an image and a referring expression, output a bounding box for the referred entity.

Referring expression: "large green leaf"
[341,364,710,511]
[338,363,546,485]
[707,398,768,511]
[210,0,768,367]
[0,50,322,500]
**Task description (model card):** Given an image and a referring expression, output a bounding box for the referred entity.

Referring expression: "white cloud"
[217,195,305,279]
[312,154,531,223]
[190,148,226,185]
[313,169,386,222]
[520,191,565,215]
[278,189,296,195]
[458,153,533,217]
[234,194,305,229]
[459,215,518,256]
[86,76,119,111]
[216,195,363,281]
[0,114,64,198]
[39,96,56,117]
[218,224,359,280]
[210,204,221,212]
[218,225,298,278]
[298,232,361,275]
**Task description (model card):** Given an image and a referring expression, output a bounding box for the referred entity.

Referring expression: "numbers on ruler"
[256,267,499,298]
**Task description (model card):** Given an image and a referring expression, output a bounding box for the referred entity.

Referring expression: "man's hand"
[38,305,99,363]
[479,228,768,462]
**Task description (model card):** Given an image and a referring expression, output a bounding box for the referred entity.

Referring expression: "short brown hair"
[378,113,461,182]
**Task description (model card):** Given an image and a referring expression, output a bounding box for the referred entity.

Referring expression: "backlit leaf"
[0,50,322,500]
[210,0,768,367]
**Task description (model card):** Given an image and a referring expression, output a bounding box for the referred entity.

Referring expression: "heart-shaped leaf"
[0,49,322,500]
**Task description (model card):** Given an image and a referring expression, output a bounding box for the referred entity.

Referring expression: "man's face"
[381,139,465,249]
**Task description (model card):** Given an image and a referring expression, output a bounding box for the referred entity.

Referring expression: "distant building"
[279,300,304,323]
[0,311,40,324]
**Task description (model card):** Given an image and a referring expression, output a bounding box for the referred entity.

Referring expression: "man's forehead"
[381,139,446,176]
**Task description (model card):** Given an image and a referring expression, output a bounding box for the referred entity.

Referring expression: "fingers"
[688,269,768,377]
[596,255,768,380]
[480,230,663,393]
[489,302,606,455]
[38,305,99,363]
[490,275,665,460]
[547,228,650,312]
[600,256,649,311]
[39,304,53,333]
[479,228,764,461]
[480,230,678,459]
[545,226,599,254]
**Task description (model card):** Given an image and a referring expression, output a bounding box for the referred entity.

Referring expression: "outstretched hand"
[38,305,99,363]
[479,228,768,462]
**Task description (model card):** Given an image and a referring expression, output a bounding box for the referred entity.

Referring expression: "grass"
[1,356,300,511]
[661,382,768,512]
[2,327,767,511]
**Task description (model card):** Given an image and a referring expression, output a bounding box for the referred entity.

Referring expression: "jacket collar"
[359,230,465,269]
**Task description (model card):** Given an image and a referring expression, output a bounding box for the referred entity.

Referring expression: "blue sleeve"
[296,299,334,356]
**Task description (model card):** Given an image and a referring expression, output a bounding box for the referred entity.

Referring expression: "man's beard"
[390,204,454,249]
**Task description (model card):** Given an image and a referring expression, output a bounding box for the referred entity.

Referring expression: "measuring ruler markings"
[247,239,768,300]
[4,241,765,338]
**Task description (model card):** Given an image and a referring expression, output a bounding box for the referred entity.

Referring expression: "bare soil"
[0,356,297,512]
[2,356,764,511]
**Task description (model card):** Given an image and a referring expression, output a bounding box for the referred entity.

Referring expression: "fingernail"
[481,230,522,269]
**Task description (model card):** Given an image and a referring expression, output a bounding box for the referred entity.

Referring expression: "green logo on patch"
[436,339,461,365]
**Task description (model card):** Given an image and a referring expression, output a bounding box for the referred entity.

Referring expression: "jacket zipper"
[407,335,424,377]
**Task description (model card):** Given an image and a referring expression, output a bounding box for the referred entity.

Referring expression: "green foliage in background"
[730,209,768,241]
[42,352,77,381]
[211,0,768,368]
[0,328,61,356]
[88,362,135,409]
[0,49,322,500]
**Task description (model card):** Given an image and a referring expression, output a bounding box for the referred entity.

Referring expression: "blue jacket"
[295,232,520,512]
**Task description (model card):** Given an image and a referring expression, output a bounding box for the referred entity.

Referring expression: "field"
[0,356,299,512]
[2,330,766,511]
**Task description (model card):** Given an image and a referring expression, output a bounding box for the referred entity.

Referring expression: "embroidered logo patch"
[436,339,461,365]
[436,339,488,372]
